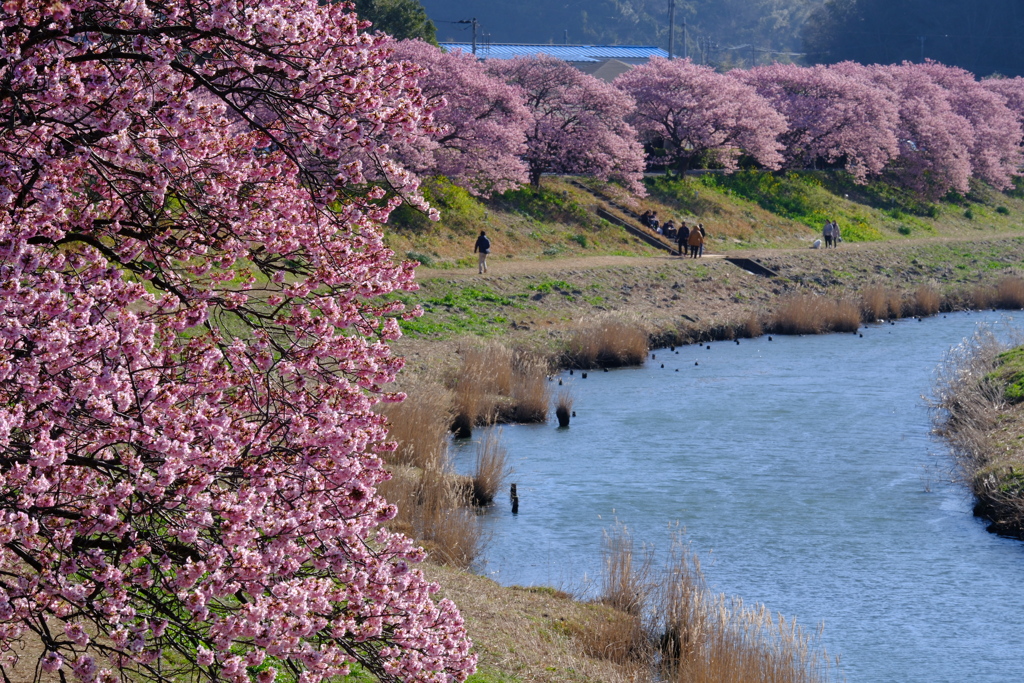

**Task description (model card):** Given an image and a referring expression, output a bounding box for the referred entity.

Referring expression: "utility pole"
[919,35,925,62]
[457,18,479,55]
[683,18,687,60]
[668,0,676,59]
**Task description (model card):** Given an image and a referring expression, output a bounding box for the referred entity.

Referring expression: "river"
[451,311,1024,682]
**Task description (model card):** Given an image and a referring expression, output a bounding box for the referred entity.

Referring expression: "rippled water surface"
[451,311,1024,683]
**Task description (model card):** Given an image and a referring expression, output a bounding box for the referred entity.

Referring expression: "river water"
[450,311,1024,683]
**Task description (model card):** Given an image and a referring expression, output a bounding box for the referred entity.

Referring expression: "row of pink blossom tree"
[392,42,1024,200]
[0,1,475,682]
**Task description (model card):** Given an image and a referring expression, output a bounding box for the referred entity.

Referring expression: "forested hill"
[420,0,822,65]
[804,0,1024,78]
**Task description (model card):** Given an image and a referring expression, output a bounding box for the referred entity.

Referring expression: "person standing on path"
[677,222,690,257]
[687,223,703,259]
[823,220,834,248]
[697,223,706,257]
[832,220,841,246]
[474,230,491,274]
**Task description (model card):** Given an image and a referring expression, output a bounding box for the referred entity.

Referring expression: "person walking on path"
[687,223,704,259]
[697,223,706,257]
[474,230,491,274]
[677,222,690,257]
[832,220,841,246]
[823,220,834,248]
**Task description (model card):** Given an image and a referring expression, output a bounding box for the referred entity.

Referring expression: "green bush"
[997,206,1010,215]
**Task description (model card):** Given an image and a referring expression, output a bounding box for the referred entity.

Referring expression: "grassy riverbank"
[379,173,1024,683]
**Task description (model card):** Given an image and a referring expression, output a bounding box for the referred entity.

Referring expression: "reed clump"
[583,527,837,682]
[452,342,552,433]
[379,383,451,471]
[472,429,509,506]
[555,390,574,428]
[907,284,941,317]
[768,294,860,335]
[994,276,1024,309]
[859,285,900,321]
[566,316,649,368]
[378,465,481,568]
[507,352,550,423]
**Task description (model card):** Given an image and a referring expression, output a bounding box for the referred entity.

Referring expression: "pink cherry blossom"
[388,40,530,196]
[616,57,786,172]
[0,1,474,682]
[488,55,646,193]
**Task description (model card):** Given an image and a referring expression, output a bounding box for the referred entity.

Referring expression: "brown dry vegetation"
[768,294,861,335]
[933,328,1024,538]
[565,315,650,368]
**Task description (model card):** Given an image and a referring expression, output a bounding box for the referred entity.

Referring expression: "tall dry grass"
[555,389,574,428]
[768,294,860,335]
[994,276,1024,309]
[742,312,764,338]
[472,430,509,506]
[859,285,904,321]
[567,317,649,368]
[654,539,837,683]
[379,384,451,470]
[379,466,481,568]
[932,326,1024,537]
[508,352,550,423]
[907,284,941,317]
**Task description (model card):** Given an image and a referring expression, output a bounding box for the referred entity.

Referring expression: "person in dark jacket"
[474,230,491,274]
[676,222,690,257]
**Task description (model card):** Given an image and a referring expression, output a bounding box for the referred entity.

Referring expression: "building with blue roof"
[439,43,670,82]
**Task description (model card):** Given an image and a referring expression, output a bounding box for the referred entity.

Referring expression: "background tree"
[857,63,976,199]
[0,1,474,682]
[736,63,901,181]
[354,0,438,43]
[615,57,786,172]
[488,56,646,192]
[804,0,1024,78]
[388,40,530,195]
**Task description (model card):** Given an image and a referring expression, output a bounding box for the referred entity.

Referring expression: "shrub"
[997,206,1010,215]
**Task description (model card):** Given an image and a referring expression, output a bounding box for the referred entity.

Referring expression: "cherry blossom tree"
[614,57,786,172]
[389,40,530,195]
[850,63,977,198]
[983,76,1024,129]
[915,61,1023,191]
[487,55,646,192]
[0,2,475,682]
[735,63,901,182]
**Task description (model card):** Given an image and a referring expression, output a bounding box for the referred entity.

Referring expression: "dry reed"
[932,327,1024,537]
[768,294,860,335]
[379,466,481,568]
[472,430,509,506]
[379,384,451,470]
[968,284,995,310]
[994,276,1024,309]
[509,353,550,423]
[655,539,837,683]
[742,312,764,338]
[860,285,904,321]
[555,390,574,428]
[567,317,649,368]
[907,284,941,317]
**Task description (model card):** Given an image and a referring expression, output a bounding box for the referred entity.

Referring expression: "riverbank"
[934,329,1024,539]
[391,234,1024,379]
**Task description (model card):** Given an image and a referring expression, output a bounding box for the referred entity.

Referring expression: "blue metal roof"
[440,43,669,63]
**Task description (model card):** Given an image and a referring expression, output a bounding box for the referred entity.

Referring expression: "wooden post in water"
[510,483,519,514]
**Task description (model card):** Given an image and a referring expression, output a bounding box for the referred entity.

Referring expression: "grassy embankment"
[934,323,1024,540]
[372,171,1024,683]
